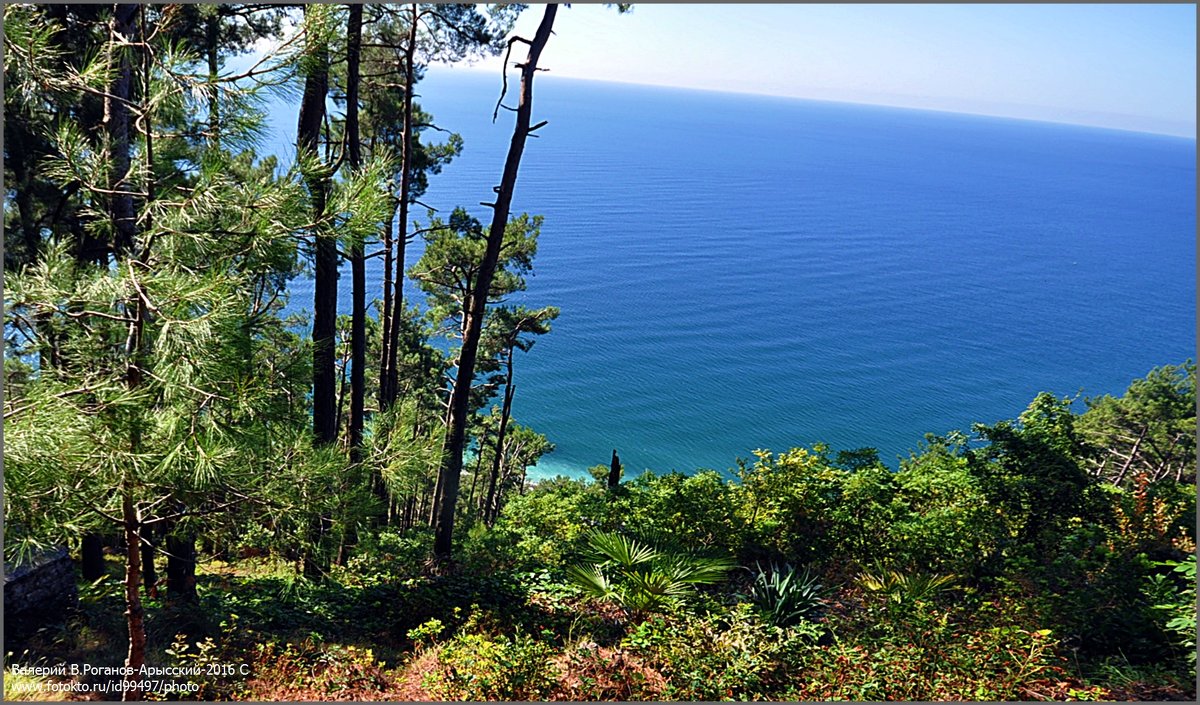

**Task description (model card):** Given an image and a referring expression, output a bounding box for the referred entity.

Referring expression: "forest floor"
[3,550,1195,702]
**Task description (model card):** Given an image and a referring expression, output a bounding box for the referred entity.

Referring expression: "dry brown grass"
[549,641,667,701]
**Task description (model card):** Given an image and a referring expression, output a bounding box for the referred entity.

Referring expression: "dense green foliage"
[2,3,1194,701]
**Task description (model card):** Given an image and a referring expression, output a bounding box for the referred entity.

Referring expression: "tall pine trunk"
[346,4,365,461]
[378,199,397,405]
[298,7,336,446]
[165,533,196,602]
[121,492,146,701]
[81,534,106,581]
[380,3,419,410]
[432,4,558,559]
[106,5,149,697]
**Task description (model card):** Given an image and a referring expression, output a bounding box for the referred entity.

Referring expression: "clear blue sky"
[444,3,1196,137]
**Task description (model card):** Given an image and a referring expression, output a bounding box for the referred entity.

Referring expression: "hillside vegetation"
[3,4,1194,701]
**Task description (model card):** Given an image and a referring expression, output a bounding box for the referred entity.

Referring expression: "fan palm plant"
[859,567,958,606]
[566,530,734,619]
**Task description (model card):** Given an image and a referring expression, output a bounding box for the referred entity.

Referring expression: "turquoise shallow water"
[283,70,1196,479]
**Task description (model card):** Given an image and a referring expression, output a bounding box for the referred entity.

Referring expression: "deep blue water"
[282,69,1196,479]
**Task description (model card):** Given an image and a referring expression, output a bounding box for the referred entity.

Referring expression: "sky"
[435,3,1197,138]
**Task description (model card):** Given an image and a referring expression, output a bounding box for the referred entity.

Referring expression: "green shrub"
[788,624,1095,701]
[488,478,608,567]
[734,447,847,565]
[1148,554,1197,672]
[620,603,818,700]
[859,568,957,608]
[231,521,277,558]
[247,640,390,700]
[625,470,742,553]
[426,629,559,700]
[890,437,1003,577]
[332,529,432,586]
[406,618,446,649]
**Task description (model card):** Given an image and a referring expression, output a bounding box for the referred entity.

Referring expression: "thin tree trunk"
[335,335,350,434]
[140,530,157,599]
[467,435,487,515]
[381,3,419,410]
[432,4,558,559]
[378,200,398,405]
[121,492,146,701]
[298,6,336,446]
[120,197,149,691]
[1113,427,1147,486]
[335,534,348,567]
[485,352,515,525]
[108,7,149,694]
[468,421,493,514]
[429,466,443,527]
[302,513,325,579]
[205,11,220,148]
[107,4,138,258]
[346,3,366,462]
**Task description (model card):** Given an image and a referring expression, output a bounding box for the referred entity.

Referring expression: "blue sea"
[281,69,1197,479]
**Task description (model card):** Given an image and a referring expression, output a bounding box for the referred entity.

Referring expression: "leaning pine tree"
[429,2,558,560]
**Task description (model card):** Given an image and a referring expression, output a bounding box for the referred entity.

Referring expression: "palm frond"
[583,530,657,569]
[565,563,615,600]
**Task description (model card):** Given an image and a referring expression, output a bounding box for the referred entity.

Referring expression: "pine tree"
[429,4,558,559]
[3,4,387,694]
[364,3,522,412]
[479,305,559,523]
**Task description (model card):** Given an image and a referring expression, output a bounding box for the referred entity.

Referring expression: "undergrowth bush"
[620,603,820,700]
[1147,554,1197,673]
[485,479,608,567]
[425,626,559,700]
[247,640,390,701]
[566,530,734,619]
[787,626,1104,701]
[553,640,666,700]
[331,529,432,586]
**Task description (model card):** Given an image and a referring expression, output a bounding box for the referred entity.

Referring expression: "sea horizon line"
[432,64,1197,142]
